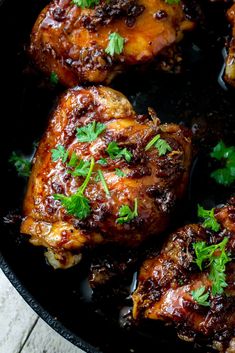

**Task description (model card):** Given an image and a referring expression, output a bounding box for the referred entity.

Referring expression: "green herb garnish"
[210,141,235,186]
[72,0,99,8]
[68,159,90,177]
[117,198,138,224]
[193,237,231,296]
[105,32,125,56]
[97,158,108,166]
[106,141,132,162]
[165,0,180,4]
[67,152,79,167]
[76,122,106,143]
[50,71,59,85]
[191,286,210,307]
[145,134,172,156]
[51,145,68,163]
[115,168,126,177]
[9,152,31,177]
[97,170,110,196]
[54,157,94,219]
[197,205,220,232]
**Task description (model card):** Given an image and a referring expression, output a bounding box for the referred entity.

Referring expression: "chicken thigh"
[21,86,192,269]
[224,4,235,87]
[29,0,195,86]
[133,199,235,352]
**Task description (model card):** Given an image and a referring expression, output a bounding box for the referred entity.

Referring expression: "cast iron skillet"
[0,0,235,352]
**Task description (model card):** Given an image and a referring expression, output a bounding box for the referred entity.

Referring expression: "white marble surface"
[0,269,84,353]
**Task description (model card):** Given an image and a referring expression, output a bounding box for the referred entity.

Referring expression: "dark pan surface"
[0,1,235,353]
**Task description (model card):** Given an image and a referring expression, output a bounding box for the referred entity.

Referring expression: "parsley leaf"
[68,159,90,177]
[210,141,235,186]
[72,0,99,8]
[197,204,220,232]
[97,158,108,166]
[117,198,138,224]
[193,237,231,296]
[115,168,126,177]
[191,286,210,307]
[51,145,68,163]
[97,170,110,196]
[9,152,31,177]
[54,157,94,219]
[76,122,106,143]
[105,32,125,56]
[145,134,172,156]
[106,142,132,162]
[67,152,79,167]
[50,71,59,85]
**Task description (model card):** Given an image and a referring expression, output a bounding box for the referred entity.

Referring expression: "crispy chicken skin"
[225,4,235,87]
[20,86,192,269]
[133,198,235,352]
[29,0,195,86]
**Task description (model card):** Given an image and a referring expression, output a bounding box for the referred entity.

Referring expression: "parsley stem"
[97,169,110,197]
[145,134,160,151]
[133,198,138,217]
[78,157,95,194]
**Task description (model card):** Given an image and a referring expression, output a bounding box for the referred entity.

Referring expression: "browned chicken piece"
[133,198,235,352]
[20,86,192,269]
[29,0,195,86]
[224,4,235,86]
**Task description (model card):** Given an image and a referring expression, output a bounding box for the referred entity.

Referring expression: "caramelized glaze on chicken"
[224,4,235,87]
[20,86,192,269]
[133,198,235,352]
[29,0,195,86]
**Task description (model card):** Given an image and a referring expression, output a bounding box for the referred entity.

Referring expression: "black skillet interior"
[0,1,235,353]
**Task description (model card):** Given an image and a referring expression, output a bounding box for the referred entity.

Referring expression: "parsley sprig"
[50,71,59,85]
[68,159,90,177]
[106,141,132,162]
[51,145,69,163]
[72,0,99,8]
[197,205,220,232]
[165,0,180,4]
[191,286,210,307]
[117,198,138,224]
[76,122,106,143]
[9,152,31,177]
[210,141,235,186]
[97,169,110,196]
[193,237,231,296]
[115,168,126,177]
[54,157,95,219]
[105,32,125,56]
[145,134,172,156]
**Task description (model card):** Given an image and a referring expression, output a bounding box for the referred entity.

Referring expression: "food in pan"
[133,199,235,353]
[29,0,195,86]
[20,85,192,269]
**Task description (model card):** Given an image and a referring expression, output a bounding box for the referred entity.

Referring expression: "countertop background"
[0,269,84,353]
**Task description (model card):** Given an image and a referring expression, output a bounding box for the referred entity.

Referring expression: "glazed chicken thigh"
[224,4,235,87]
[21,86,192,269]
[133,199,235,352]
[29,0,195,86]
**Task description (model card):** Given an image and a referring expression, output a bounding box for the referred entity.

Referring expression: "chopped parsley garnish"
[9,152,31,177]
[67,152,78,167]
[72,0,99,8]
[105,32,125,56]
[193,237,231,296]
[97,170,110,197]
[97,158,108,166]
[51,145,68,163]
[106,142,132,162]
[165,0,180,4]
[76,122,106,143]
[115,168,126,177]
[191,286,210,307]
[54,157,94,219]
[210,141,235,186]
[50,71,59,85]
[68,159,90,177]
[117,198,138,224]
[145,134,172,156]
[197,205,220,232]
